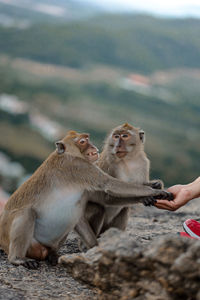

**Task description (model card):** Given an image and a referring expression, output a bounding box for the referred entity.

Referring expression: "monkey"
[0,130,173,269]
[75,123,171,249]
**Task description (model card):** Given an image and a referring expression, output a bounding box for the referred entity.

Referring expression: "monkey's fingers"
[154,191,174,201]
[143,197,157,207]
[22,259,40,269]
[151,181,163,190]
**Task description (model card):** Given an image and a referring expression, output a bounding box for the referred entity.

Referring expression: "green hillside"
[0,55,199,186]
[0,13,200,189]
[1,15,200,72]
[0,0,100,24]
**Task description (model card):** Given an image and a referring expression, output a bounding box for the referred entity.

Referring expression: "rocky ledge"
[60,228,200,300]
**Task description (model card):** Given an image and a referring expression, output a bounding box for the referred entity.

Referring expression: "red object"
[178,232,196,239]
[183,219,200,240]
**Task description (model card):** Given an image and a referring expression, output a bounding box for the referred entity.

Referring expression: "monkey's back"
[4,152,61,211]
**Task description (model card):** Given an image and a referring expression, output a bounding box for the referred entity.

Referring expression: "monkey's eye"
[79,138,87,145]
[121,133,129,139]
[113,134,120,140]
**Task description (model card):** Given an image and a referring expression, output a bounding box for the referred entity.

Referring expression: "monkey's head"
[109,123,145,159]
[55,131,99,163]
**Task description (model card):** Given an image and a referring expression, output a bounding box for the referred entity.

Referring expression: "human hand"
[154,184,192,211]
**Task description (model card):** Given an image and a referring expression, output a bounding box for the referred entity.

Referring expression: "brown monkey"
[75,123,169,248]
[0,130,172,269]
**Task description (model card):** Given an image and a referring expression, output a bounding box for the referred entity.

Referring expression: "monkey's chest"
[34,189,83,246]
[117,161,146,183]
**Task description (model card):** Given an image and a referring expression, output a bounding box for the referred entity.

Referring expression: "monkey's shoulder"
[97,158,116,177]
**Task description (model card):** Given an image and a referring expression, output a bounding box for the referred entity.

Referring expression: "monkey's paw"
[13,258,40,269]
[10,257,40,269]
[23,258,40,269]
[151,180,163,190]
[142,196,157,207]
[154,191,174,201]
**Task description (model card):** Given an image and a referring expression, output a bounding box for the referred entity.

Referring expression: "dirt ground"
[0,199,199,300]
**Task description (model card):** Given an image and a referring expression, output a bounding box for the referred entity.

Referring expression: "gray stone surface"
[0,199,199,299]
[60,199,200,299]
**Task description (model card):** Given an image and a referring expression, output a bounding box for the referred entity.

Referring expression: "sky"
[85,0,200,17]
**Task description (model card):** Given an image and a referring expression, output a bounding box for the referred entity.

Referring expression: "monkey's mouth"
[116,151,127,158]
[87,151,99,162]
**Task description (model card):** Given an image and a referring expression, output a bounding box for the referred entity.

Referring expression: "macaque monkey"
[75,123,171,249]
[0,130,172,269]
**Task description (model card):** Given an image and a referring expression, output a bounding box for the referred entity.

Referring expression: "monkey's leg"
[46,234,70,266]
[8,208,39,269]
[75,217,98,250]
[27,239,49,260]
[86,202,105,237]
[46,248,59,266]
[101,207,129,235]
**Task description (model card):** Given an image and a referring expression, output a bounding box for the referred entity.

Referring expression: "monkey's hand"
[143,191,174,207]
[153,191,174,200]
[150,180,164,190]
[142,196,158,207]
[103,191,173,206]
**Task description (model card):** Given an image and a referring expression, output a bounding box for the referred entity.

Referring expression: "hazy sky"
[86,0,200,17]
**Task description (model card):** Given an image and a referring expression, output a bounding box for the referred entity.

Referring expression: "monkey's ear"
[55,141,65,154]
[139,130,145,143]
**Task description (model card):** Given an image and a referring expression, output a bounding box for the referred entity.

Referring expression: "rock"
[59,228,200,300]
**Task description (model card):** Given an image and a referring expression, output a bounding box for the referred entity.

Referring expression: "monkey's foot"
[0,248,5,255]
[47,251,58,266]
[23,259,40,269]
[154,191,174,201]
[78,239,88,253]
[10,258,40,269]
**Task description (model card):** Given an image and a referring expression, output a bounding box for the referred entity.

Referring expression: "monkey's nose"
[116,145,123,150]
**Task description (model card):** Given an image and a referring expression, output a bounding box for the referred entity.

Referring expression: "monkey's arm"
[103,192,174,206]
[144,180,164,190]
[74,159,173,200]
[103,177,173,200]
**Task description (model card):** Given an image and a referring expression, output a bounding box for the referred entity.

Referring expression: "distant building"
[0,94,28,114]
[119,73,173,102]
[29,112,64,141]
[0,152,25,179]
[0,151,25,193]
[128,74,150,87]
[0,94,64,141]
[120,73,151,95]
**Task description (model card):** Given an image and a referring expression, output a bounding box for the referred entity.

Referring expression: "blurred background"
[0,0,200,199]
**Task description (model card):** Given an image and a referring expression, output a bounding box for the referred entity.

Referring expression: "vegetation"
[0,13,200,187]
[1,15,200,73]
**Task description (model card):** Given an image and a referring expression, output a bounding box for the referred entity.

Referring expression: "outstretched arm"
[76,160,173,200]
[103,192,173,206]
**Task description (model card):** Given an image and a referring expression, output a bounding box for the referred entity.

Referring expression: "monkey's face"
[75,134,99,163]
[56,131,99,163]
[110,126,144,159]
[111,130,134,158]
